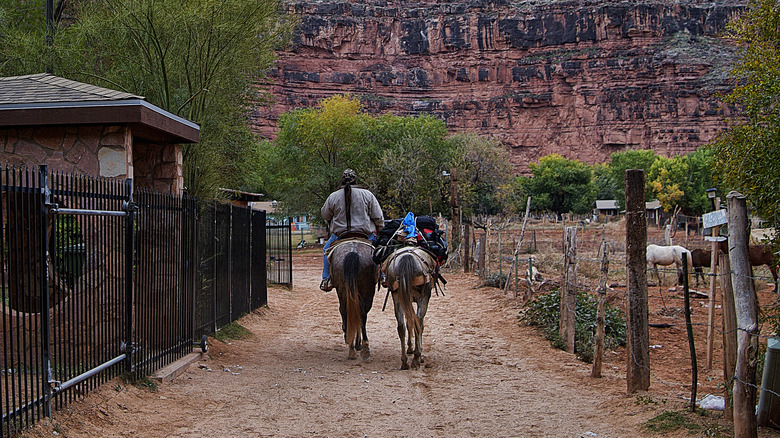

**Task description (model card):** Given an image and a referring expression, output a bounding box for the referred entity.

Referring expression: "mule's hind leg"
[406,325,414,354]
[411,290,431,369]
[394,297,409,370]
[360,317,370,360]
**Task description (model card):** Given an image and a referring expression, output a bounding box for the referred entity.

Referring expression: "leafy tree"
[680,148,716,215]
[712,0,780,231]
[263,94,376,217]
[369,114,452,219]
[607,149,659,208]
[0,0,294,198]
[262,95,513,222]
[447,133,513,218]
[520,154,595,219]
[648,156,687,213]
[593,163,618,201]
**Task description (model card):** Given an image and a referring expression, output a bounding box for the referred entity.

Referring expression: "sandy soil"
[23,247,780,438]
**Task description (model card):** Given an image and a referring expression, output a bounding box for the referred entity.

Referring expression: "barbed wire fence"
[454,209,778,431]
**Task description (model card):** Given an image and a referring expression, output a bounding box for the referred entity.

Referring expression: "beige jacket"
[321,186,384,237]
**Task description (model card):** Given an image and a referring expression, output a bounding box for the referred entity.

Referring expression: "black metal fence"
[267,222,292,287]
[0,165,292,436]
[192,204,277,340]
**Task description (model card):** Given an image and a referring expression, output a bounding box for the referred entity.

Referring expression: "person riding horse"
[320,168,384,292]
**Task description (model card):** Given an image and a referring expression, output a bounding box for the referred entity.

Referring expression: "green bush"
[519,289,626,362]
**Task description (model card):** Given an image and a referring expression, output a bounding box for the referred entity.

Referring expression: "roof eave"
[0,99,199,144]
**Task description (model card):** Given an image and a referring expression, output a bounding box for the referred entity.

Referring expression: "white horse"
[646,244,692,286]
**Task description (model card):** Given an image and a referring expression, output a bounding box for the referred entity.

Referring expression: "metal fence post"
[288,217,293,289]
[212,201,217,335]
[38,165,52,418]
[124,178,135,375]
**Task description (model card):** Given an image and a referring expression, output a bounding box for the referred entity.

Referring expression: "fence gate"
[1,166,271,436]
[266,220,292,288]
[1,165,134,435]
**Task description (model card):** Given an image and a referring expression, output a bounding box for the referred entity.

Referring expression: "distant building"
[594,200,619,218]
[219,188,264,209]
[646,200,662,226]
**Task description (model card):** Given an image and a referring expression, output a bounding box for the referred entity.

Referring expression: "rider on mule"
[320,168,384,292]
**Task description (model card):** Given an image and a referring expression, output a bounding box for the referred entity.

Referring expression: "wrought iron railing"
[0,165,287,436]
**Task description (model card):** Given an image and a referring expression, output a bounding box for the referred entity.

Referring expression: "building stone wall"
[0,126,183,194]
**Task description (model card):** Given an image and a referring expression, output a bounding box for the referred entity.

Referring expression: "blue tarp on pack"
[401,212,418,239]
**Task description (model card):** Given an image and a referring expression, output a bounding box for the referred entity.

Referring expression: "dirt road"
[32,250,752,437]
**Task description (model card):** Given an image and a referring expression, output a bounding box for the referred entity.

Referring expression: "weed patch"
[519,289,626,362]
[213,321,252,342]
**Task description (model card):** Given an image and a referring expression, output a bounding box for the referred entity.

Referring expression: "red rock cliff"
[254,0,744,174]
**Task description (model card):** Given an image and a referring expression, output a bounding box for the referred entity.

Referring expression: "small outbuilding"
[594,200,619,218]
[0,73,199,194]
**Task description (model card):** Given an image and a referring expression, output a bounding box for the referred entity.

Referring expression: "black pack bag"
[375,218,402,247]
[416,215,448,264]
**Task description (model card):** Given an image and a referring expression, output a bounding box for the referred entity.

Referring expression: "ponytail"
[344,183,352,231]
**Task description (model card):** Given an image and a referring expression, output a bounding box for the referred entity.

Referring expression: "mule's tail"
[396,254,421,341]
[343,251,362,346]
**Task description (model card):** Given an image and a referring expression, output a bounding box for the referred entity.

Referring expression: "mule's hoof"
[348,348,358,360]
[411,360,420,370]
[361,347,371,360]
[401,362,409,370]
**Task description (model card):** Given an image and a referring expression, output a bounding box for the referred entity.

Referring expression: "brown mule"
[383,246,436,370]
[327,238,378,360]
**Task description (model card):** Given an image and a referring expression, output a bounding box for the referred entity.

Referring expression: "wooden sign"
[702,209,728,229]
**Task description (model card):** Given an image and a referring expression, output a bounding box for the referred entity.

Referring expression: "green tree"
[607,149,659,208]
[262,95,512,222]
[520,154,595,219]
[680,148,716,215]
[263,94,376,217]
[447,133,513,217]
[593,162,618,201]
[369,114,452,218]
[712,0,780,231]
[0,0,294,198]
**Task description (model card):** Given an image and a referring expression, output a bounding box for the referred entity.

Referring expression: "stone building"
[0,73,199,193]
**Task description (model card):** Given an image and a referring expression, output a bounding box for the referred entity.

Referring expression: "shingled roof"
[0,73,142,104]
[0,73,198,143]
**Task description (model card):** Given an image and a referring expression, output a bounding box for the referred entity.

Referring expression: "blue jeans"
[322,233,377,280]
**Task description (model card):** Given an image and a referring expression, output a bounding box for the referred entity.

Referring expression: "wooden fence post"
[485,218,492,277]
[728,191,759,438]
[720,251,737,420]
[707,197,721,370]
[682,253,698,412]
[449,168,460,269]
[464,222,471,273]
[503,197,531,295]
[560,226,577,354]
[591,241,609,378]
[626,169,650,393]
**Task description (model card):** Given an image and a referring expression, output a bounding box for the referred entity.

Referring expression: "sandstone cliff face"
[255,0,744,174]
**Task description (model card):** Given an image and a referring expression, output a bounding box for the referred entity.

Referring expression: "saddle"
[382,245,438,290]
[324,237,375,264]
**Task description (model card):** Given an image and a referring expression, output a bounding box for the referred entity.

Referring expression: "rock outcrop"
[254,0,744,174]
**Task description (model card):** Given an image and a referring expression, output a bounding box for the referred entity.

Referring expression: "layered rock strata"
[254,0,744,173]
